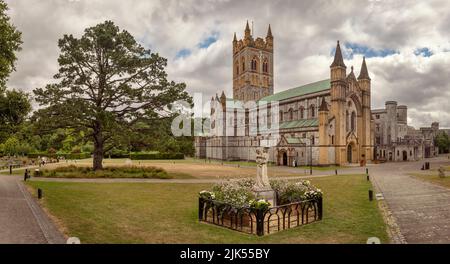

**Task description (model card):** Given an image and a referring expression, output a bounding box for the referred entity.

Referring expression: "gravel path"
[0,175,65,244]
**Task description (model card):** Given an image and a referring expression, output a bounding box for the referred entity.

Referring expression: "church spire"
[330,41,346,68]
[245,20,251,37]
[266,24,273,38]
[233,32,237,42]
[358,56,371,80]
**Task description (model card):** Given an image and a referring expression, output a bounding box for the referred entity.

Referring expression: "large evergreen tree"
[0,0,22,89]
[33,21,191,170]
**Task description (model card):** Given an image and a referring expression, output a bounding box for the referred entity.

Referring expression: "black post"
[317,197,323,220]
[24,171,27,182]
[256,209,265,236]
[369,190,373,201]
[366,168,369,175]
[38,189,43,199]
[367,174,370,181]
[198,198,205,221]
[9,165,12,175]
[335,169,338,175]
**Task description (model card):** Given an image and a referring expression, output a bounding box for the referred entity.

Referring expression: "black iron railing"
[198,197,323,236]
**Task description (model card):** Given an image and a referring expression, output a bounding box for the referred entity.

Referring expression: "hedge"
[28,152,184,160]
[28,153,92,160]
[130,152,184,160]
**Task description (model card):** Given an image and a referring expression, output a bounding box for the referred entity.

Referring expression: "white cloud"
[4,0,450,128]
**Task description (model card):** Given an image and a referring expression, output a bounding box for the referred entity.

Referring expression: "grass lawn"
[27,174,388,244]
[34,165,194,180]
[62,159,306,179]
[410,172,450,189]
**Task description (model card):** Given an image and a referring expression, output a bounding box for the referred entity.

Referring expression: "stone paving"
[0,175,65,244]
[368,157,450,244]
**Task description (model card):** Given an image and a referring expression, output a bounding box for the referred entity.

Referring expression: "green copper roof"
[286,137,303,144]
[260,79,331,103]
[279,119,319,129]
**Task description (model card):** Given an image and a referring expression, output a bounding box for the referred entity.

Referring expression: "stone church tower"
[232,22,274,102]
[330,41,348,165]
[328,41,373,165]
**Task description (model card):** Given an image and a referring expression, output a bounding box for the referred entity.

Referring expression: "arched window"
[251,57,258,71]
[236,65,239,75]
[346,110,349,131]
[279,110,284,122]
[263,60,269,73]
[289,108,294,121]
[351,111,356,131]
[310,105,316,118]
[300,107,304,119]
[242,58,245,71]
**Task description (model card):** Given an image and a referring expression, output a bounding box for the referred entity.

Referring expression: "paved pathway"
[368,157,450,243]
[0,175,65,244]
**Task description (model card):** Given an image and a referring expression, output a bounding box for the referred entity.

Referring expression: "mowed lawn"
[35,158,305,179]
[26,174,388,244]
[410,172,450,189]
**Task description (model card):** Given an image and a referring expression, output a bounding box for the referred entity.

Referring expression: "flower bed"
[198,179,323,236]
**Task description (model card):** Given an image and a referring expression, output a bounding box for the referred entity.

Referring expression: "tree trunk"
[93,126,104,171]
[93,145,104,171]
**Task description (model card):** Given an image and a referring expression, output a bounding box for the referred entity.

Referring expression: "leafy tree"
[2,136,19,155]
[33,21,191,170]
[0,89,31,141]
[0,0,22,89]
[435,132,450,154]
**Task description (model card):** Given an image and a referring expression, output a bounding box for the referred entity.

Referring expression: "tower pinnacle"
[358,56,371,80]
[330,41,346,68]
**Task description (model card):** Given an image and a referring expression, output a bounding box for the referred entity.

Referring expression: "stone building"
[195,23,374,166]
[372,102,439,161]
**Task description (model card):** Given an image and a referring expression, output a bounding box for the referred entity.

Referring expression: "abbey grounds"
[195,22,449,166]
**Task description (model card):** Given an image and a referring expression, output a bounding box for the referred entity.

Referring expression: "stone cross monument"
[254,147,276,206]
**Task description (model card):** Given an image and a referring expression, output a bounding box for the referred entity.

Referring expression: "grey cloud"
[4,0,450,128]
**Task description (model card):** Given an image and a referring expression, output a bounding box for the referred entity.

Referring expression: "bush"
[201,178,323,208]
[211,179,256,207]
[130,152,184,160]
[271,180,322,205]
[28,152,91,160]
[34,165,171,179]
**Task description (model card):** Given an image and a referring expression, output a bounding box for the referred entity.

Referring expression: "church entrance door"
[283,152,288,166]
[347,144,352,164]
[402,151,408,161]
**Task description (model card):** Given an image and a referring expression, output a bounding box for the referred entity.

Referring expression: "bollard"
[335,169,338,175]
[367,175,370,181]
[24,172,27,182]
[369,190,373,201]
[9,165,12,175]
[38,189,43,199]
[366,168,369,175]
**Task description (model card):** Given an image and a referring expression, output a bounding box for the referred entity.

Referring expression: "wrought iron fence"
[198,197,323,236]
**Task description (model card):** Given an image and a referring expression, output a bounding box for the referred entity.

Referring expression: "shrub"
[249,199,271,211]
[271,180,322,205]
[130,152,184,160]
[35,165,171,179]
[212,179,256,208]
[27,152,91,160]
[201,178,323,209]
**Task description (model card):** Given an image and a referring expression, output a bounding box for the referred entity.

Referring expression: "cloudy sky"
[5,0,450,128]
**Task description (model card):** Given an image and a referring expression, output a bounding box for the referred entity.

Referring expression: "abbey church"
[195,22,374,166]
